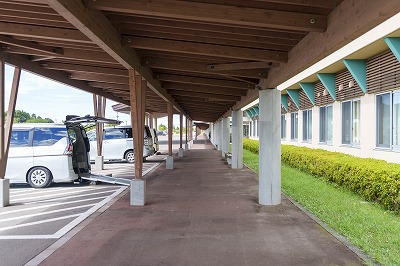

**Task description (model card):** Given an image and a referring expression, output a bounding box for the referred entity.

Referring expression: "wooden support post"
[179,113,183,149]
[0,61,20,177]
[0,58,5,178]
[167,102,173,156]
[93,94,106,156]
[129,70,145,179]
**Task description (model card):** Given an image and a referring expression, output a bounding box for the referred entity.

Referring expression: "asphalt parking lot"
[0,182,127,266]
[0,134,183,265]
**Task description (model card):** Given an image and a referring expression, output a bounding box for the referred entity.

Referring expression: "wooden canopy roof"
[0,0,396,122]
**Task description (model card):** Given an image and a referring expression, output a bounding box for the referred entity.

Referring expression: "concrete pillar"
[209,123,214,144]
[95,155,104,171]
[259,89,281,206]
[167,102,174,169]
[130,179,146,206]
[216,121,221,151]
[0,179,9,207]
[232,110,243,169]
[178,113,184,157]
[221,117,230,158]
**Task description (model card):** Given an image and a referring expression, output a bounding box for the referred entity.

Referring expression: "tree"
[4,110,54,123]
[158,124,167,131]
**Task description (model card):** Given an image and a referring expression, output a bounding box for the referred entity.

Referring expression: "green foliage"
[243,147,400,265]
[5,110,54,123]
[158,124,167,131]
[242,139,400,212]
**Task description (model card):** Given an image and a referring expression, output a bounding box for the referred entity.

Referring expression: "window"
[281,114,286,139]
[342,99,360,146]
[302,109,312,142]
[377,91,400,149]
[256,120,259,137]
[319,105,333,144]
[103,128,126,140]
[10,130,30,147]
[290,112,298,140]
[33,128,68,146]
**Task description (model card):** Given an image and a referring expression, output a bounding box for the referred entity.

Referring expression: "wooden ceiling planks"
[0,0,343,122]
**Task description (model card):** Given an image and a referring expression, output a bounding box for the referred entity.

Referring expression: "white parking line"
[12,187,117,203]
[10,187,80,197]
[0,186,127,240]
[24,189,119,204]
[0,214,80,232]
[53,186,127,238]
[0,196,108,216]
[0,203,95,223]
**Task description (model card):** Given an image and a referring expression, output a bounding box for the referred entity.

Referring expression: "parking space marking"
[0,185,127,240]
[0,214,80,232]
[0,203,94,223]
[18,188,118,204]
[0,196,108,216]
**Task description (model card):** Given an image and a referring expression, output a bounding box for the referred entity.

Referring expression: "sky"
[3,63,179,127]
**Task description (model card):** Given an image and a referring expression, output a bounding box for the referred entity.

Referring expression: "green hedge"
[243,138,400,212]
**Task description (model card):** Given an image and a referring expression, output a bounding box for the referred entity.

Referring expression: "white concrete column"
[0,179,9,207]
[216,121,221,151]
[232,110,243,169]
[210,123,214,144]
[221,117,230,157]
[259,89,281,206]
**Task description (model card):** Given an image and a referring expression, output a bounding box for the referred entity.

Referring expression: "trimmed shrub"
[243,139,400,212]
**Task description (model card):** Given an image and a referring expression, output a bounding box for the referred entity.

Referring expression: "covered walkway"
[37,135,362,266]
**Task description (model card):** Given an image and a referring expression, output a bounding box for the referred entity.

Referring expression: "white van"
[6,122,90,188]
[87,125,154,163]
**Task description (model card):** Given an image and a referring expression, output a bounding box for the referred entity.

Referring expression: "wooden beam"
[129,71,144,179]
[69,73,128,85]
[0,58,4,177]
[206,61,273,71]
[0,65,21,177]
[0,21,90,43]
[84,0,327,32]
[48,0,187,117]
[156,74,254,89]
[126,36,287,63]
[168,90,241,101]
[120,28,294,50]
[109,14,305,41]
[0,36,63,56]
[0,51,129,105]
[252,0,341,9]
[43,62,127,76]
[93,95,106,157]
[88,82,129,90]
[162,82,247,96]
[144,58,268,79]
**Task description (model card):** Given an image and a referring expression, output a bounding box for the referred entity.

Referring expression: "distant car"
[87,125,154,163]
[156,130,163,136]
[149,128,159,154]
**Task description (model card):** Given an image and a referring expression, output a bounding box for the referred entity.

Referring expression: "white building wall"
[279,93,400,164]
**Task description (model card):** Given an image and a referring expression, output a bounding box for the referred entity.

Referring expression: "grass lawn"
[243,149,400,266]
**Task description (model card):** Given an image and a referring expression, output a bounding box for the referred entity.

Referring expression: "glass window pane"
[327,106,333,143]
[302,110,308,141]
[33,128,68,146]
[377,93,390,147]
[320,106,326,142]
[342,101,351,144]
[393,93,400,147]
[10,130,30,147]
[352,100,361,145]
[308,110,312,141]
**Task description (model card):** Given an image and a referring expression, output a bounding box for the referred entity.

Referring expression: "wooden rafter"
[84,0,327,32]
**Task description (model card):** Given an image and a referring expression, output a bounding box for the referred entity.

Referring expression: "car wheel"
[27,167,52,188]
[125,150,135,163]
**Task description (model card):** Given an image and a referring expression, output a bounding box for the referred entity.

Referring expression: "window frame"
[319,105,333,145]
[302,109,312,143]
[281,114,286,140]
[341,99,361,147]
[290,112,298,141]
[376,90,400,151]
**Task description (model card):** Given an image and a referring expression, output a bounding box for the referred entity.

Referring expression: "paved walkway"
[39,136,362,266]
